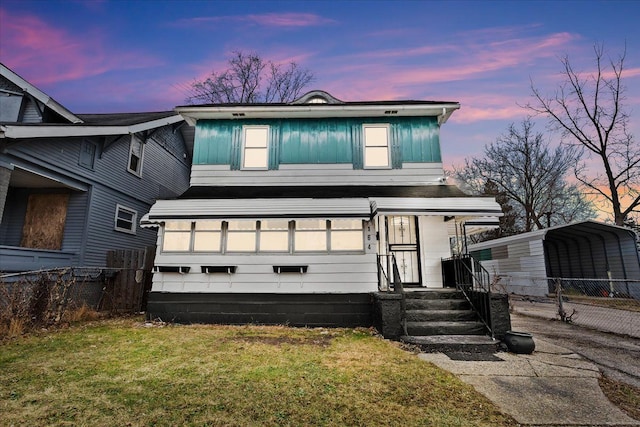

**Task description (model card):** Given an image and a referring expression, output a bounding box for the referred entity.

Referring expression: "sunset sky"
[1,0,638,169]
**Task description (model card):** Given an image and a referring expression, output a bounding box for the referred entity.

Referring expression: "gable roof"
[0,63,82,124]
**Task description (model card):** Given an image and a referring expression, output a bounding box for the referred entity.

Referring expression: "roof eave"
[175,103,461,125]
[0,114,184,139]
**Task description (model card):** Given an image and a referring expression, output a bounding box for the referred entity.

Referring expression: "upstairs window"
[242,126,269,169]
[128,135,144,176]
[79,139,96,169]
[115,204,137,234]
[363,124,390,168]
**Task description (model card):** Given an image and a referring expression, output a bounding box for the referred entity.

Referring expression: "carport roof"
[468,220,638,250]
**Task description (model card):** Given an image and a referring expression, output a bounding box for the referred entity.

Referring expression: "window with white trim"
[128,135,144,176]
[259,220,290,252]
[242,126,269,169]
[363,124,390,168]
[114,205,137,234]
[294,219,328,252]
[226,221,257,252]
[163,221,192,251]
[159,219,366,254]
[330,219,364,251]
[193,220,222,252]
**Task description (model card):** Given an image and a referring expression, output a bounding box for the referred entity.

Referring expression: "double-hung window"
[128,135,144,176]
[363,124,390,168]
[114,205,138,234]
[242,126,269,169]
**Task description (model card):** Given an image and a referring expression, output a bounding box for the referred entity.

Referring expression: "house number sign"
[364,220,376,254]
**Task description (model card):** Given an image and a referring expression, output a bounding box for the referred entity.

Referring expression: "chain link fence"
[492,275,640,339]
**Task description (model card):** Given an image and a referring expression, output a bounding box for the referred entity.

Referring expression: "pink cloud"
[177,13,336,28]
[0,9,160,86]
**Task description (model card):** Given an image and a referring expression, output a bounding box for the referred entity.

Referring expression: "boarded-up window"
[21,193,69,250]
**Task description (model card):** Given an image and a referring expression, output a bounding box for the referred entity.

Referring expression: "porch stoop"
[400,289,499,352]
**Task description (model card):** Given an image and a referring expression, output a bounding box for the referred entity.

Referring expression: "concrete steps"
[401,289,492,352]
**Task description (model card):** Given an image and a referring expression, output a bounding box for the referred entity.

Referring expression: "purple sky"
[1,0,638,169]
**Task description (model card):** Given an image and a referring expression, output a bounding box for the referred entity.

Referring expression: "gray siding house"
[0,63,191,272]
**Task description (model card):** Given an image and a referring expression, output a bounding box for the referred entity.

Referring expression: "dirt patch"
[236,335,334,347]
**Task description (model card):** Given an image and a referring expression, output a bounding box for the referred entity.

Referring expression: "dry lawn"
[0,318,517,426]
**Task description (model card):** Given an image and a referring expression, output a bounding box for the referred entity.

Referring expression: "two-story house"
[0,63,191,272]
[143,90,502,327]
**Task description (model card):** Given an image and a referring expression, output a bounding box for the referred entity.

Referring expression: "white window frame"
[241,125,269,170]
[114,204,138,234]
[127,135,144,177]
[363,124,391,169]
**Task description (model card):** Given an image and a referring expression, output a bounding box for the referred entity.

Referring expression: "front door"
[385,215,421,286]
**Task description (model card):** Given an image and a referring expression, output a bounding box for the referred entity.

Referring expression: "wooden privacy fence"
[102,246,155,312]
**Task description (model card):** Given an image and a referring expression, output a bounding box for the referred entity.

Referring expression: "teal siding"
[192,117,441,167]
[399,117,440,163]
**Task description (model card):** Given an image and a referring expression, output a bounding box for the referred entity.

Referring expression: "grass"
[0,318,517,427]
[566,295,640,312]
[599,376,640,420]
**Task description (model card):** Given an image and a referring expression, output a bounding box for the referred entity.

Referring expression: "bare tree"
[528,44,639,226]
[185,51,314,104]
[454,119,594,233]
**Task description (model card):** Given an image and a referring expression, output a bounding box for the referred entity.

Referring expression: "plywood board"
[21,193,70,250]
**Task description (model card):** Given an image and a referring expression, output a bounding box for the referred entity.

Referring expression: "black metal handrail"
[377,254,404,294]
[377,254,407,335]
[443,254,494,339]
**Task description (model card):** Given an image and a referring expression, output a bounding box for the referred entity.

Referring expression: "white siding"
[190,163,445,187]
[150,253,378,294]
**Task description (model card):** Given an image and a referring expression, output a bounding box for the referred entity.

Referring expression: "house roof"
[175,90,460,125]
[1,63,82,124]
[468,220,638,251]
[1,111,183,139]
[178,185,471,200]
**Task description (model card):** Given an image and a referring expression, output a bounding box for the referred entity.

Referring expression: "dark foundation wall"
[147,292,374,327]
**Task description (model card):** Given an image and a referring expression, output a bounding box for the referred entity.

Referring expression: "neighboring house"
[468,220,640,298]
[142,90,502,326]
[0,63,191,272]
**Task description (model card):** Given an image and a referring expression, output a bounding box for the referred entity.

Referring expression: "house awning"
[142,198,372,224]
[370,197,503,217]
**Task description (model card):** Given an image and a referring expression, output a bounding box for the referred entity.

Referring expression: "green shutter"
[268,125,280,170]
[230,127,242,170]
[351,124,363,169]
[390,124,402,169]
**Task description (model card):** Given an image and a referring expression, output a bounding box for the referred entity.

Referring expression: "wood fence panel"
[103,246,155,312]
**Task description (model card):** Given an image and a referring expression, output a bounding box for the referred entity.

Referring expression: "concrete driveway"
[510,312,640,389]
